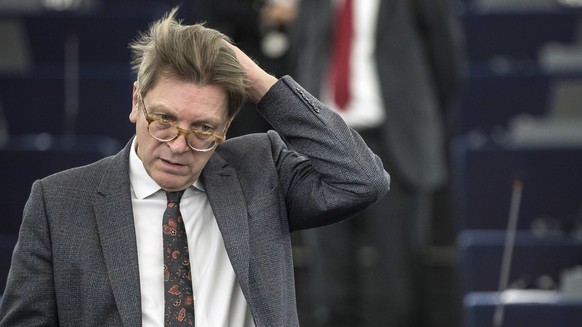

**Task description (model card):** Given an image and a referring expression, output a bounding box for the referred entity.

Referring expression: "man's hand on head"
[227,43,278,104]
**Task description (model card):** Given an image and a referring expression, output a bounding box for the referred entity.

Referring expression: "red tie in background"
[330,0,353,110]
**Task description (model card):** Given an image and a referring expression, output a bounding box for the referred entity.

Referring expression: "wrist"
[248,73,278,103]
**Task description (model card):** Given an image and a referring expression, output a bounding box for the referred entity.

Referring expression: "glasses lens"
[148,118,219,151]
[187,131,217,151]
[149,120,176,141]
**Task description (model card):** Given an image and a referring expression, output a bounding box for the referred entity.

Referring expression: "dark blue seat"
[454,7,582,136]
[462,11,581,63]
[452,70,551,136]
[457,230,582,296]
[0,1,178,143]
[0,134,122,236]
[0,74,65,136]
[17,12,160,66]
[0,70,135,143]
[451,135,582,231]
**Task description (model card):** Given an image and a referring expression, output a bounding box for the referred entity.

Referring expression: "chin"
[154,175,191,192]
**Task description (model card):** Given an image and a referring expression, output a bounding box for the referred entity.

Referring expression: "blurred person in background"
[290,0,466,326]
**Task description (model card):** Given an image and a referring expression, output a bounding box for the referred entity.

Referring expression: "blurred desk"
[457,230,582,296]
[464,290,582,327]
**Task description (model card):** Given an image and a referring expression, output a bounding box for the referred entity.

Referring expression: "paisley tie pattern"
[163,190,195,326]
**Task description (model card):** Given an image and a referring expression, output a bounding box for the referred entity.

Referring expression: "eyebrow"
[146,103,224,128]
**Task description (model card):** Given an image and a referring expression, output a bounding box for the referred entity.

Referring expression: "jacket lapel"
[93,141,143,327]
[201,154,251,295]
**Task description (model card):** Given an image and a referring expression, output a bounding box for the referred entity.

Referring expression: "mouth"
[160,158,186,168]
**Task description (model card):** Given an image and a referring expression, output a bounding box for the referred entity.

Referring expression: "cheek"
[136,119,155,146]
[135,132,158,162]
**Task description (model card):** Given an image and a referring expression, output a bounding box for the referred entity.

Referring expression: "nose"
[167,132,190,154]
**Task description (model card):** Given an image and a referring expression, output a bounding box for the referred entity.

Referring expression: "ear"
[129,81,139,123]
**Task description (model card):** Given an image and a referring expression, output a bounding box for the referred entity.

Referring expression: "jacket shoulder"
[40,155,116,191]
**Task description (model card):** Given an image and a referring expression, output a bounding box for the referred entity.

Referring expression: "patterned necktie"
[330,0,353,110]
[163,190,195,326]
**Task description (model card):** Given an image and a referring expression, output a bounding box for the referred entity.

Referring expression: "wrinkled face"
[129,76,230,192]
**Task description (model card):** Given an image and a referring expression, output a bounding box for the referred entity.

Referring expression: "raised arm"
[259,76,390,230]
[226,42,390,230]
[226,42,278,104]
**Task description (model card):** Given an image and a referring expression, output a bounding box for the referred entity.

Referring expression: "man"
[291,0,465,325]
[0,8,389,327]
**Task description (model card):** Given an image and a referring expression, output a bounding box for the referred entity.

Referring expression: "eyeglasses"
[139,94,225,152]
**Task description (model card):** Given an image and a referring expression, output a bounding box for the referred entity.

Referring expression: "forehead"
[144,76,229,123]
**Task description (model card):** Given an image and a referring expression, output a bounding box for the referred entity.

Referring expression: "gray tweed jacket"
[0,76,389,326]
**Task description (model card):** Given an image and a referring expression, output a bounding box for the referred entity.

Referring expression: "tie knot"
[165,190,185,204]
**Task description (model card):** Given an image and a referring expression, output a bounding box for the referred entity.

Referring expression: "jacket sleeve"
[257,75,390,230]
[0,180,59,326]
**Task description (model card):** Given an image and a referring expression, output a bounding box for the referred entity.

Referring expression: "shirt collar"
[128,137,204,200]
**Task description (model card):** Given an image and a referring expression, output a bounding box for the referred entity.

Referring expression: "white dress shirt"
[323,0,385,131]
[129,138,255,327]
